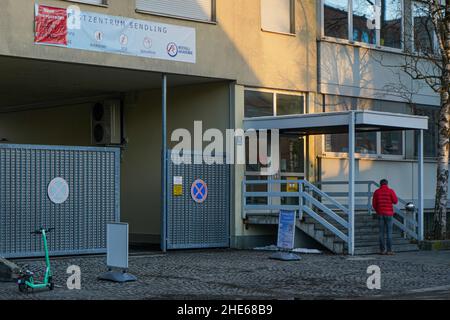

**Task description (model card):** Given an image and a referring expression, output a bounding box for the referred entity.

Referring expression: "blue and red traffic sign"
[191,179,208,204]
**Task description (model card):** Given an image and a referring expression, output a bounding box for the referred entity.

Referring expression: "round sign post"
[191,179,208,204]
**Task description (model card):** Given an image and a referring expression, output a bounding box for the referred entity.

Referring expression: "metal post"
[299,181,304,221]
[161,74,168,252]
[418,129,424,241]
[348,112,356,256]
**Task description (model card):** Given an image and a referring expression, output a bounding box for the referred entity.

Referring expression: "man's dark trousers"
[379,216,393,252]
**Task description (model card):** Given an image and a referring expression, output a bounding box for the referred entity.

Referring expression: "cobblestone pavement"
[0,250,449,300]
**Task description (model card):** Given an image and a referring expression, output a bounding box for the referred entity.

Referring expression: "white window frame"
[261,0,296,36]
[244,88,306,118]
[321,0,405,53]
[322,130,406,160]
[65,0,108,6]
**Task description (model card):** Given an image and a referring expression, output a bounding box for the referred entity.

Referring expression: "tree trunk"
[433,7,450,240]
[433,92,450,240]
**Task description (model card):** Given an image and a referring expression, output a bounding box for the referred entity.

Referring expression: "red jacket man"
[372,181,398,216]
[372,179,398,255]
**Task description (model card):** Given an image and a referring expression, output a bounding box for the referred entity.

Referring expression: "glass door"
[274,134,305,206]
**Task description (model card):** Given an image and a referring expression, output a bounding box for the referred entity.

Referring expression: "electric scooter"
[18,228,55,293]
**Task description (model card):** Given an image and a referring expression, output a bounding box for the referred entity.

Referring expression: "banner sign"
[276,210,296,250]
[34,4,196,63]
[35,5,68,45]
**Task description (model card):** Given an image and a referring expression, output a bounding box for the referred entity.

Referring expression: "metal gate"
[166,152,230,249]
[0,144,120,258]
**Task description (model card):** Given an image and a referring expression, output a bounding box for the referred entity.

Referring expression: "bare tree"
[376,0,448,239]
[406,1,448,240]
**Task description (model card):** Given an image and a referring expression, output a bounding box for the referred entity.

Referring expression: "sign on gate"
[173,176,183,196]
[277,210,296,250]
[191,179,208,204]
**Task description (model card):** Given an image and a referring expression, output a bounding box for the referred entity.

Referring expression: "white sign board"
[107,223,129,269]
[277,210,296,250]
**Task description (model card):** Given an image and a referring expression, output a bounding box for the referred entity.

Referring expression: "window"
[352,0,377,45]
[414,105,439,158]
[323,0,403,49]
[381,131,403,155]
[261,0,295,34]
[136,0,214,22]
[68,0,106,4]
[413,1,437,54]
[244,91,274,118]
[324,0,349,39]
[277,94,305,116]
[324,95,407,157]
[381,0,403,48]
[244,89,305,118]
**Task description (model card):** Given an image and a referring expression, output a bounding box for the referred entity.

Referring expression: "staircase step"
[354,243,419,255]
[356,238,412,247]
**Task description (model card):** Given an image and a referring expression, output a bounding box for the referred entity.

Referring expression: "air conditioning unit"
[91,100,121,145]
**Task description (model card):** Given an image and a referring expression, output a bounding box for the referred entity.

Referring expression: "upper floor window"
[136,0,215,22]
[261,0,295,34]
[323,0,403,49]
[412,1,438,54]
[324,0,349,39]
[68,0,107,4]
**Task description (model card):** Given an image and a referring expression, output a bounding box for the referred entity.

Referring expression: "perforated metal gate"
[166,152,230,249]
[0,144,120,258]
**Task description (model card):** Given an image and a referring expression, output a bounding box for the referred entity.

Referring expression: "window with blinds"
[261,0,294,34]
[136,0,214,22]
[69,0,106,5]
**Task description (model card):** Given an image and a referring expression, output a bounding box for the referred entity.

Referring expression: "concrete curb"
[419,240,450,251]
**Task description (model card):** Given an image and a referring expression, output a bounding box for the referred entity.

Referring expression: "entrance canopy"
[244,110,428,256]
[243,110,428,134]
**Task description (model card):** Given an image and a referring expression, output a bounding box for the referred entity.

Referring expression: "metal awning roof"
[243,111,428,135]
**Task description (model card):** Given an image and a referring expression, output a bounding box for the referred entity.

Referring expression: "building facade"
[0,0,443,253]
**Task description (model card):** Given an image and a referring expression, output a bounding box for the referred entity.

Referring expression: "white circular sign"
[48,178,69,204]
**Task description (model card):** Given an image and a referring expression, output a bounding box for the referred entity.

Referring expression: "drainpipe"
[161,74,168,252]
[348,111,356,256]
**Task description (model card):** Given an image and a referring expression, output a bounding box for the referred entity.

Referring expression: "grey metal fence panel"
[167,152,230,249]
[0,144,120,258]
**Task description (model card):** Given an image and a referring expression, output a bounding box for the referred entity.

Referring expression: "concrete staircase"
[298,211,419,255]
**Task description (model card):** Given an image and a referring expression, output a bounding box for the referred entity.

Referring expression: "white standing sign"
[106,223,129,269]
[277,210,296,250]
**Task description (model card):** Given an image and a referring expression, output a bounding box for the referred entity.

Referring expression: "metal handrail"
[243,179,349,244]
[316,180,419,240]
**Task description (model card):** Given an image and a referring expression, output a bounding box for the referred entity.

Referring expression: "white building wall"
[320,157,442,209]
[319,41,440,106]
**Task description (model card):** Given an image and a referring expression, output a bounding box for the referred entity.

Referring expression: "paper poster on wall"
[34,4,196,63]
[35,5,68,45]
